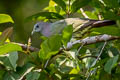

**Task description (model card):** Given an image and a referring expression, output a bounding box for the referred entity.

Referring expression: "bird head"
[31,22,44,35]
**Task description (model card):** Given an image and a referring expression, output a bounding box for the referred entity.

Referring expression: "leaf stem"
[67,0,71,18]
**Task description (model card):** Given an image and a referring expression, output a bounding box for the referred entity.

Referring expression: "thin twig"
[86,41,107,80]
[80,8,89,18]
[78,55,97,60]
[44,59,50,68]
[76,43,85,55]
[18,66,34,80]
[92,41,107,67]
[67,0,71,18]
[98,14,102,20]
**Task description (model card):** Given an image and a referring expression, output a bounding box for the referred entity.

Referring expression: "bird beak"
[31,31,34,35]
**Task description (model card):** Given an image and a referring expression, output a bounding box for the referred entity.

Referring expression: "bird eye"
[36,25,39,28]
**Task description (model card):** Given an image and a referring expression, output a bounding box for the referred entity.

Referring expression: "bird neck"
[41,23,52,37]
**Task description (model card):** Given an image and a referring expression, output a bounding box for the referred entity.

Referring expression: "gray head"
[31,22,46,35]
[31,22,52,37]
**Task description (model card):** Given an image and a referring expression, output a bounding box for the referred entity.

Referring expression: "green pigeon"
[32,18,115,37]
[31,18,115,68]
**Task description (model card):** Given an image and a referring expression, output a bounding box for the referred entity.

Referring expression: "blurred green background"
[0,0,49,43]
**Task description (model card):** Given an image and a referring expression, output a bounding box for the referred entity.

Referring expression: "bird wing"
[50,18,98,36]
[64,18,94,32]
[50,20,67,35]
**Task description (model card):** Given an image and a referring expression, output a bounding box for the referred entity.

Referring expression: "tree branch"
[67,34,120,49]
[13,43,39,52]
[12,34,119,54]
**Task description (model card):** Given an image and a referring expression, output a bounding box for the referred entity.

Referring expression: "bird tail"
[73,20,116,38]
[76,20,116,32]
[92,20,116,28]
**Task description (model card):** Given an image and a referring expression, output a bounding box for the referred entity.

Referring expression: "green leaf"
[39,41,51,60]
[48,35,62,51]
[3,71,20,80]
[53,0,66,11]
[17,63,35,79]
[102,11,120,20]
[109,46,120,56]
[0,70,5,80]
[3,63,35,80]
[55,6,61,13]
[94,58,109,68]
[90,25,120,36]
[104,55,119,74]
[71,0,92,13]
[99,70,111,80]
[0,14,14,24]
[90,0,103,8]
[103,0,120,8]
[8,52,18,71]
[84,11,98,19]
[25,12,64,22]
[61,74,85,80]
[39,35,62,60]
[0,52,18,71]
[0,55,12,70]
[26,72,40,80]
[0,43,22,55]
[0,27,13,44]
[62,25,73,47]
[39,71,49,80]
